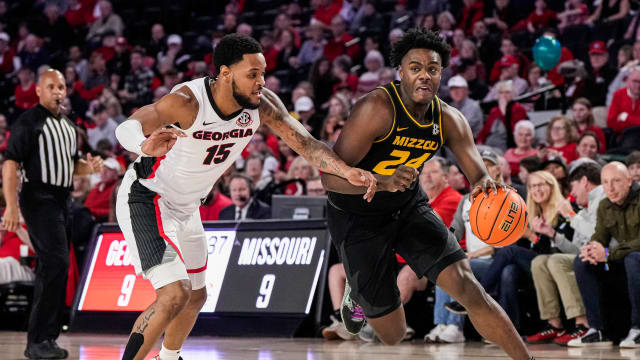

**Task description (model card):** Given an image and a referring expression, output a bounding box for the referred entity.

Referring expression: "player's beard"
[232,80,259,110]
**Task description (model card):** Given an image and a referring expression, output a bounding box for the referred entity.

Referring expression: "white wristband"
[115,120,149,156]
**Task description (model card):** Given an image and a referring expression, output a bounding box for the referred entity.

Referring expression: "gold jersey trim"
[374,86,397,143]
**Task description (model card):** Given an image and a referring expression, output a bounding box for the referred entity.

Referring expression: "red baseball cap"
[589,41,607,54]
[499,55,519,68]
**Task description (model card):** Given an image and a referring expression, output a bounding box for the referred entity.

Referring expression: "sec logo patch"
[236,112,253,127]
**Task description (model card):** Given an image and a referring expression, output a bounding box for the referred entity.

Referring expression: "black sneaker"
[445,301,468,315]
[567,328,612,348]
[340,279,366,335]
[24,340,69,359]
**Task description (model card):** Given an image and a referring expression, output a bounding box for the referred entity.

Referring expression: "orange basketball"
[469,188,528,247]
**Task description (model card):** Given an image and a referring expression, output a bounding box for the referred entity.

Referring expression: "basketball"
[469,188,528,247]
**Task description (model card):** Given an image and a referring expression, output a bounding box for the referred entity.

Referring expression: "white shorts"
[116,170,207,290]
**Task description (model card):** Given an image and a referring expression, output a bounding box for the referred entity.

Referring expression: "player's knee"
[377,324,406,345]
[396,267,418,289]
[328,263,345,280]
[158,281,191,314]
[189,288,208,311]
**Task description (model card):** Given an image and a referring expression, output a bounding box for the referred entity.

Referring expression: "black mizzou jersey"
[328,81,445,215]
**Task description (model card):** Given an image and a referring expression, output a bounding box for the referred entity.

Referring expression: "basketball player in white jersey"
[114,34,377,360]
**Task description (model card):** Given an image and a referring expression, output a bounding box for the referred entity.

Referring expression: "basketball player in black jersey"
[322,29,533,359]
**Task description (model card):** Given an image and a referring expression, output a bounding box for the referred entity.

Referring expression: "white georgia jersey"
[138,76,260,217]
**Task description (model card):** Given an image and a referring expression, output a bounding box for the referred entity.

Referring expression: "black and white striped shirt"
[5,105,79,190]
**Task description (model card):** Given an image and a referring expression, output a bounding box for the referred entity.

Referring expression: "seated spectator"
[0,209,35,285]
[576,41,617,107]
[543,115,578,164]
[484,55,528,102]
[320,114,343,145]
[0,31,19,75]
[350,0,386,37]
[557,0,589,32]
[436,11,456,42]
[244,154,272,191]
[219,174,271,220]
[331,55,358,94]
[274,29,299,73]
[607,67,640,134]
[526,163,603,345]
[87,103,118,150]
[618,44,634,69]
[575,132,605,166]
[585,0,630,40]
[541,156,570,197]
[570,162,640,348]
[323,15,360,62]
[356,50,384,97]
[84,158,121,222]
[294,96,324,138]
[484,0,520,33]
[489,37,530,85]
[447,164,469,195]
[477,80,528,151]
[571,98,606,152]
[157,34,191,73]
[498,154,526,198]
[520,0,557,34]
[626,151,640,182]
[458,59,489,101]
[285,156,320,196]
[86,0,124,43]
[518,155,542,185]
[311,0,342,26]
[14,67,38,111]
[296,22,326,69]
[306,176,327,196]
[504,120,538,177]
[310,56,336,105]
[459,0,485,35]
[118,49,154,113]
[455,39,487,82]
[273,14,301,48]
[18,34,49,72]
[447,75,483,137]
[199,183,232,221]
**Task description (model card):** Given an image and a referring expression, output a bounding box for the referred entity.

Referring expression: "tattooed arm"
[259,87,377,201]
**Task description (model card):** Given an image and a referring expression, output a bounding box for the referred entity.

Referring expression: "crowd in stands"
[1,0,640,349]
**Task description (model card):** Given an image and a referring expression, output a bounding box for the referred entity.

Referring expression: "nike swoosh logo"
[203,121,215,126]
[397,127,409,131]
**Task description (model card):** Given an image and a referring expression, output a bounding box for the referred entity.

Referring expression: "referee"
[2,69,103,359]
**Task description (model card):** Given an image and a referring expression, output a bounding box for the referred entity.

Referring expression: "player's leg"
[395,196,530,359]
[124,278,192,360]
[327,204,406,345]
[328,263,347,310]
[162,211,209,357]
[436,259,531,359]
[396,264,428,305]
[116,178,191,360]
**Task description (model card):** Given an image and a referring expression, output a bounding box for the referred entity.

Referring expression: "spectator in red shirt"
[199,185,232,221]
[607,67,640,133]
[259,32,279,73]
[312,0,343,26]
[489,37,530,84]
[14,67,38,110]
[323,15,360,62]
[0,210,35,285]
[84,158,121,222]
[0,32,18,75]
[459,0,485,35]
[524,0,557,33]
[420,157,463,227]
[543,115,578,164]
[331,55,358,94]
[571,97,606,152]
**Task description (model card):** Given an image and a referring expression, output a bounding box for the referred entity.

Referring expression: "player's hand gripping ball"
[469,188,528,247]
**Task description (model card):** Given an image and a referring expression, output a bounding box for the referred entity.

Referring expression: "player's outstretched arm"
[441,103,504,198]
[259,87,377,201]
[115,87,195,157]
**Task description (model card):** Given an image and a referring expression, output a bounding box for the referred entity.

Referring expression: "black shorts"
[327,190,465,318]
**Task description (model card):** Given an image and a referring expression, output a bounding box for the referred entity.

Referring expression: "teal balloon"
[533,36,562,70]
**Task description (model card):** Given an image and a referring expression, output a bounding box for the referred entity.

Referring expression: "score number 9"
[256,274,276,309]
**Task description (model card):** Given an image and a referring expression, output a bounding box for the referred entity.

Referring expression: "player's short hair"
[213,33,263,75]
[568,162,602,185]
[390,28,451,68]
